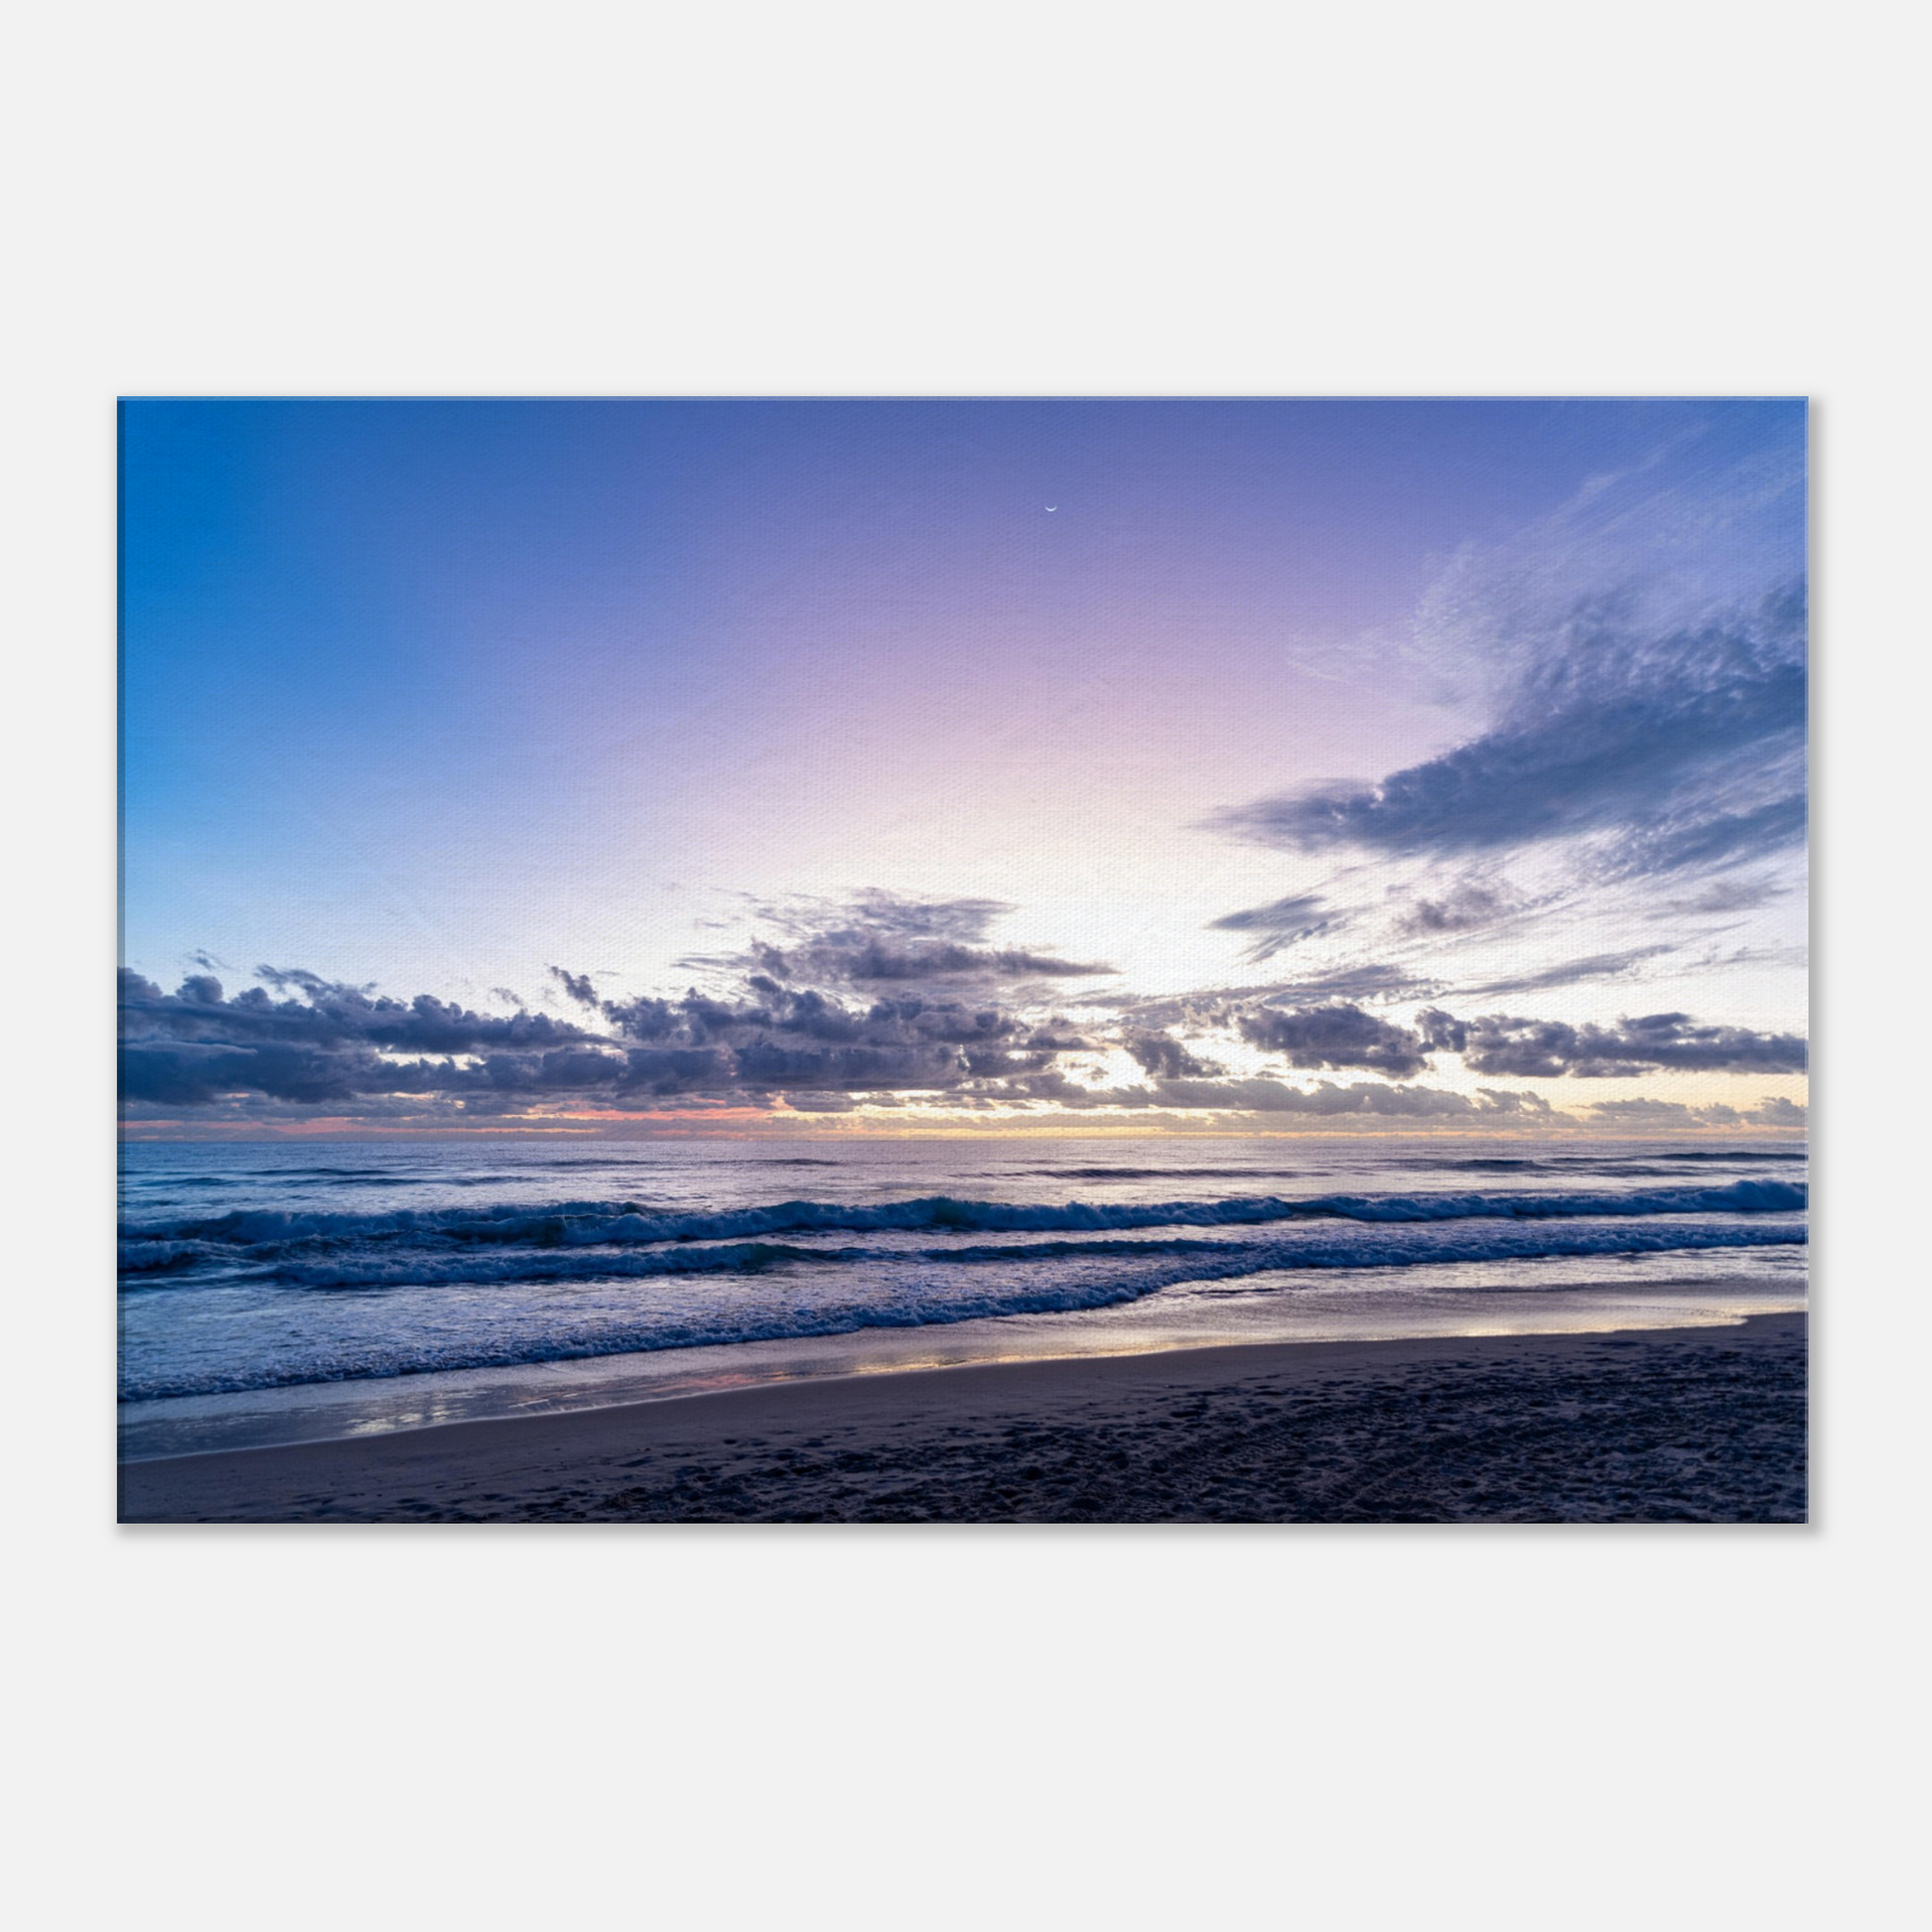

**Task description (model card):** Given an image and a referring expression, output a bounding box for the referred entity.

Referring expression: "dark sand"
[120,1312,1806,1524]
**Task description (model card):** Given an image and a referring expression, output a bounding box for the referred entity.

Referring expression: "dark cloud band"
[1215,588,1806,881]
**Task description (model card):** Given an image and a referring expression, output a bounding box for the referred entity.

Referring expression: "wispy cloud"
[1215,587,1805,878]
[1205,894,1331,962]
[1392,880,1520,937]
[1453,945,1678,999]
[1209,433,1807,917]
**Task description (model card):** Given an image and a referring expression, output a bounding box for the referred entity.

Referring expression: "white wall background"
[7,4,1920,1927]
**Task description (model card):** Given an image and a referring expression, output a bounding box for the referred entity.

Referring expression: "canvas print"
[118,399,1808,1523]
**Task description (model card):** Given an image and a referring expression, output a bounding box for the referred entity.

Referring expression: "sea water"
[117,1134,1808,1458]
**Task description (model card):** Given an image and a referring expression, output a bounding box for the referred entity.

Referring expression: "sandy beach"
[120,1311,1806,1524]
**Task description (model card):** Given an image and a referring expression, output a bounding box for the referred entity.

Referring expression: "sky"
[119,398,1807,1137]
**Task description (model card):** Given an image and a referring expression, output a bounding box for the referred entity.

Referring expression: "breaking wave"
[117,1145,1808,1406]
[117,1218,1804,1399]
[119,1176,1805,1264]
[254,1217,1805,1292]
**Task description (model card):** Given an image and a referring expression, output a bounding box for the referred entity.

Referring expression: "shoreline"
[121,1311,1807,1524]
[119,1261,1806,1464]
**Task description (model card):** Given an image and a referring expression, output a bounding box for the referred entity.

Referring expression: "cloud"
[121,969,599,1060]
[787,938,1115,983]
[954,1069,1562,1120]
[794,890,1012,943]
[692,891,1116,987]
[1236,1002,1432,1078]
[1454,945,1677,998]
[1586,1097,1711,1123]
[119,914,1083,1113]
[1126,1078,1555,1119]
[1392,880,1518,937]
[1206,894,1331,962]
[1426,1008,1808,1078]
[1217,587,1805,877]
[1598,793,1808,880]
[1586,1094,1807,1130]
[122,912,1806,1123]
[1662,877,1789,916]
[1264,963,1444,1004]
[596,977,1072,1099]
[254,965,377,998]
[1121,1031,1222,1078]
[1212,424,1807,891]
[1104,965,1440,1027]
[548,966,603,1007]
[114,964,637,1106]
[121,1037,371,1108]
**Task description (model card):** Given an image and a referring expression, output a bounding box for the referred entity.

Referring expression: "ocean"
[117,1134,1808,1460]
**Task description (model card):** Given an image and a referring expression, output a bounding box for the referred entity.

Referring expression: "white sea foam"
[117,1134,1808,1405]
[118,1176,1805,1254]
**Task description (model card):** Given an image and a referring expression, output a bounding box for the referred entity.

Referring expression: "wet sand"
[119,1311,1806,1524]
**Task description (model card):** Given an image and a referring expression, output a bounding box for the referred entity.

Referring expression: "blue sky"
[120,398,1806,1135]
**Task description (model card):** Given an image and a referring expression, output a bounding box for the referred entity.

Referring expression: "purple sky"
[120,399,1807,1135]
